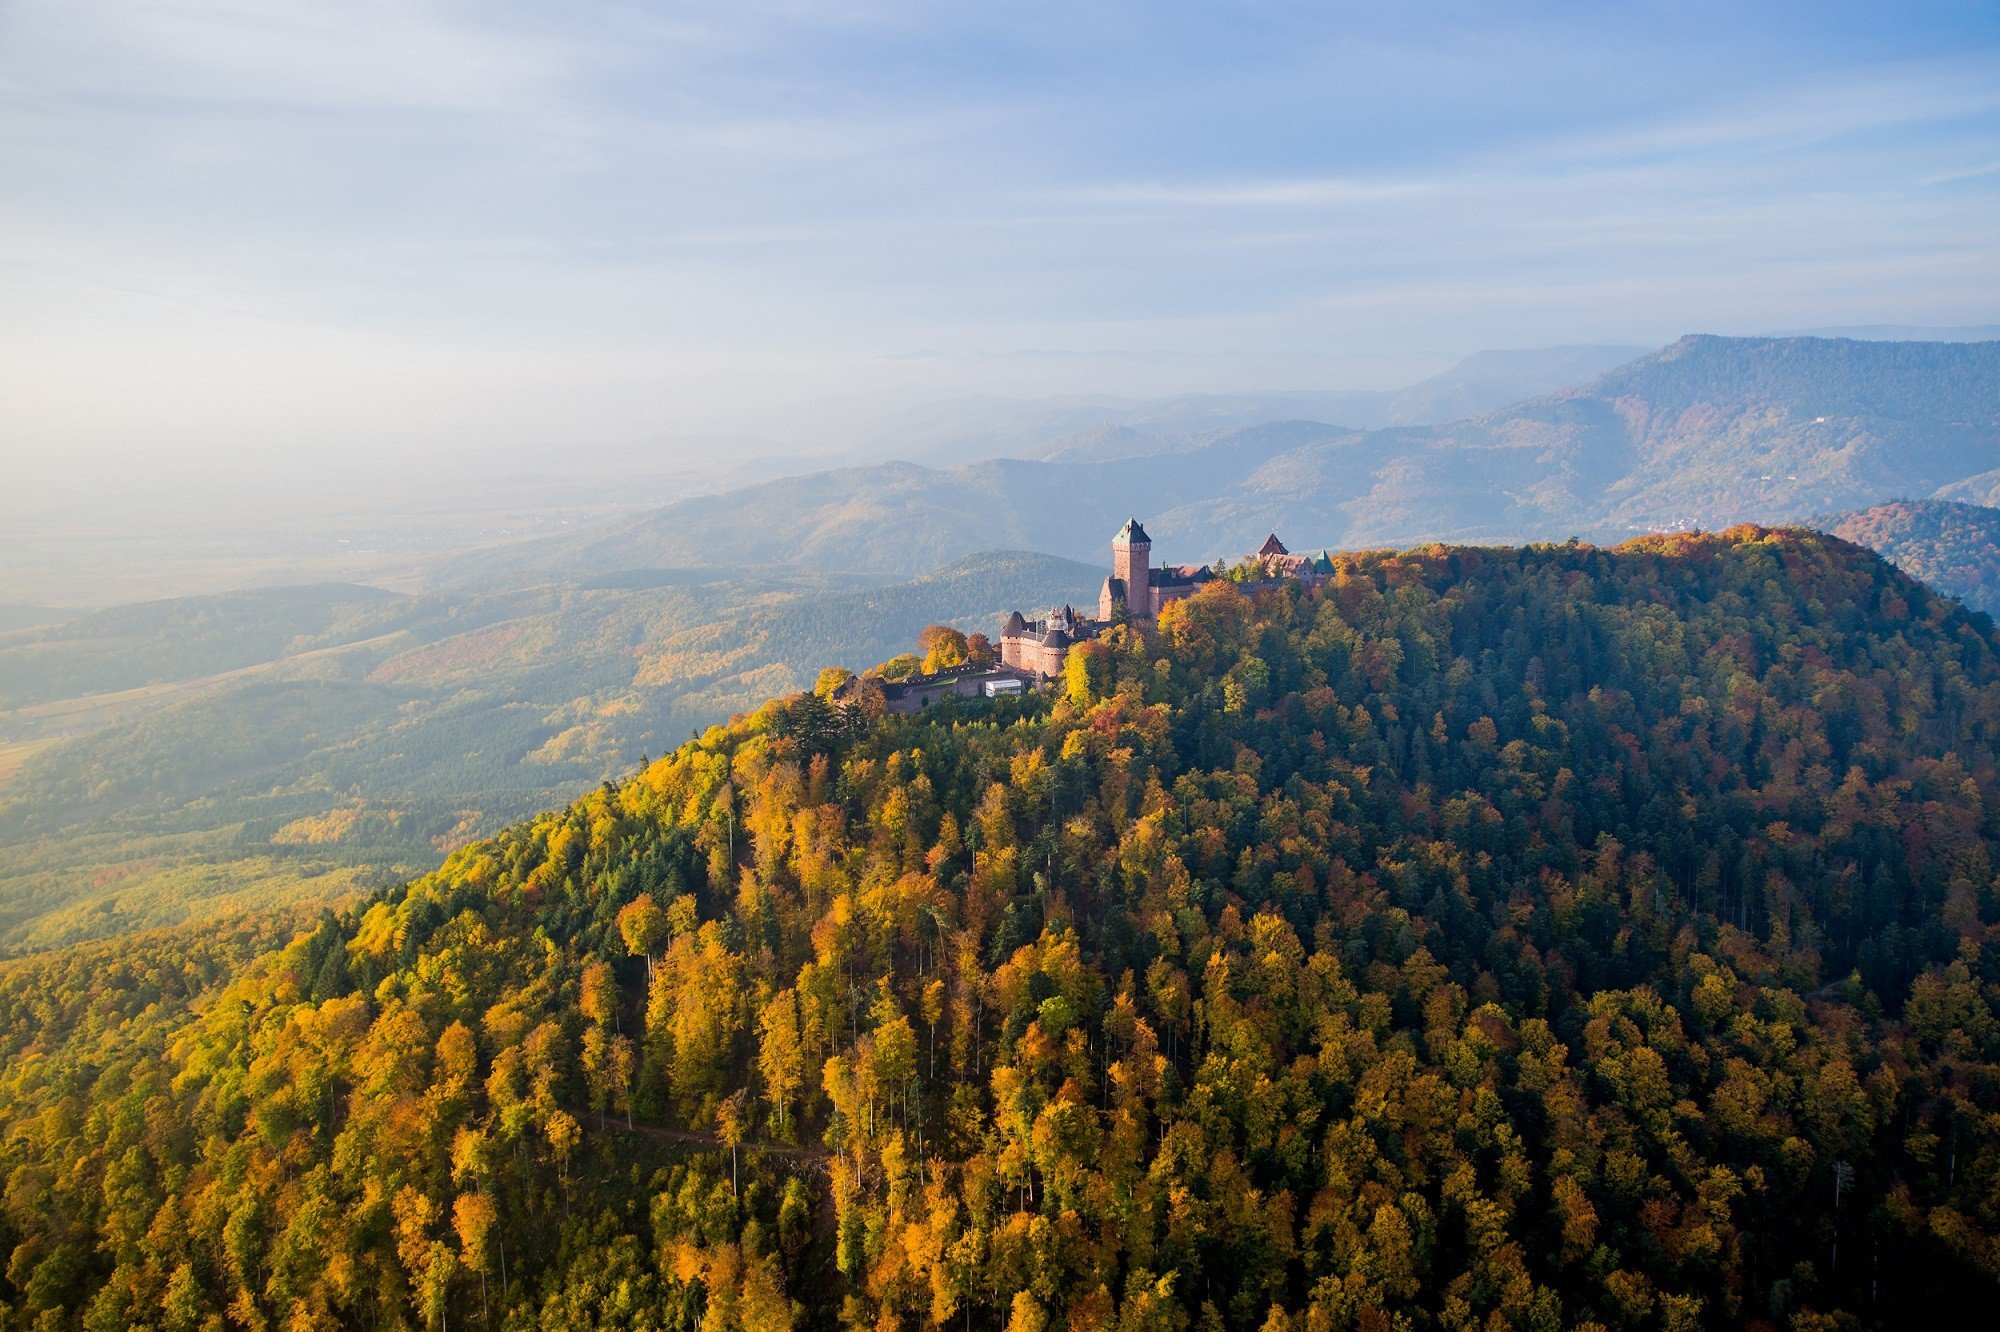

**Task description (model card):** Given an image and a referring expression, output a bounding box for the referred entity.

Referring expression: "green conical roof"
[1114,518,1151,544]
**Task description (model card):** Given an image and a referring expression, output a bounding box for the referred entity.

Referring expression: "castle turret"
[1112,518,1152,619]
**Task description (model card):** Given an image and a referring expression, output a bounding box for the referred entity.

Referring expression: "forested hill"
[1828,499,2000,617]
[7,528,2000,1329]
[1588,333,2000,423]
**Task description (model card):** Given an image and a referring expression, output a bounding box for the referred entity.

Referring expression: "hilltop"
[445,336,2000,582]
[4,528,1998,1328]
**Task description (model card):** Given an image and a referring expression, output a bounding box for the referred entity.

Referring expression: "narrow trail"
[585,1109,837,1167]
[582,1110,968,1187]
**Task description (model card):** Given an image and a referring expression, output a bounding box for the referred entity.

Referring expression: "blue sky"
[2,0,1996,484]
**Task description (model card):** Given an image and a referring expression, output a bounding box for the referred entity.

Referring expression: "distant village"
[833,518,1336,714]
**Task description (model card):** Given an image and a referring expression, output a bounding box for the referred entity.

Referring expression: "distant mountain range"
[1771,323,2000,341]
[440,334,2000,582]
[860,342,1651,465]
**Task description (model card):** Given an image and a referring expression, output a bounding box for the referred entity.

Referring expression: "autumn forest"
[4,527,2000,1331]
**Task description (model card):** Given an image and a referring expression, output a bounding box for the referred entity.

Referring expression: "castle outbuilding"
[1246,533,1337,581]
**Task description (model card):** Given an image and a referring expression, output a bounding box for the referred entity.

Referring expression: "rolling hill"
[0,583,414,710]
[0,551,1101,955]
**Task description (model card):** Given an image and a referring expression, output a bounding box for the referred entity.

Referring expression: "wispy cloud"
[4,0,577,112]
[1069,177,1435,209]
[1924,159,2000,187]
[1522,54,2000,166]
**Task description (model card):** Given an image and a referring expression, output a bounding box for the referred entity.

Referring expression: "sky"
[2,0,1997,499]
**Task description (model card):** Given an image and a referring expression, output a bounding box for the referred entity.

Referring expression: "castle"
[999,519,1334,680]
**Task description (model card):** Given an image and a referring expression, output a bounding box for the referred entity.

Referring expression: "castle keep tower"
[1108,517,1152,619]
[1006,517,1220,678]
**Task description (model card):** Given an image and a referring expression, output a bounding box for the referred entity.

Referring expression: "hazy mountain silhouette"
[441,335,1999,580]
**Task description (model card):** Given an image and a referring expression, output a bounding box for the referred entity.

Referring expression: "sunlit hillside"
[0,553,1101,955]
